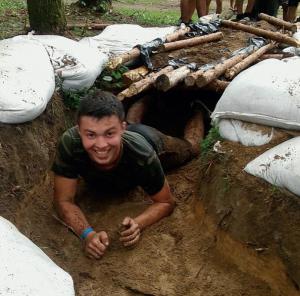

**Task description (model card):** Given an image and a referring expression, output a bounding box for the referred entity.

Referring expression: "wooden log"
[185,69,206,87]
[108,48,141,70]
[196,53,247,88]
[126,95,151,124]
[155,65,192,91]
[225,43,276,80]
[122,66,149,86]
[108,27,191,70]
[203,79,230,93]
[165,27,191,42]
[258,52,295,60]
[221,20,300,47]
[117,88,132,101]
[66,23,110,30]
[158,32,224,52]
[117,66,173,100]
[258,13,297,33]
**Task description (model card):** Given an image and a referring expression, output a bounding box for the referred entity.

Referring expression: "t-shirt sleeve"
[52,132,79,179]
[138,151,165,196]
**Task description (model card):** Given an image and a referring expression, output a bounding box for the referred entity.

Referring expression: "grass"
[62,87,98,109]
[106,7,180,25]
[0,0,25,15]
[115,0,167,5]
[0,0,27,40]
[200,125,221,158]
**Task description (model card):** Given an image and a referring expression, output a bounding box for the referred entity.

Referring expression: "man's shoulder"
[122,130,156,164]
[59,126,83,156]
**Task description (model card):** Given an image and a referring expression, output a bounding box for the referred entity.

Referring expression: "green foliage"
[97,65,129,91]
[117,0,163,4]
[62,88,96,110]
[79,0,112,13]
[0,0,25,15]
[270,184,282,197]
[112,7,179,25]
[201,125,221,157]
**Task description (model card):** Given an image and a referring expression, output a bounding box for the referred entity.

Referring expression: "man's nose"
[95,136,107,148]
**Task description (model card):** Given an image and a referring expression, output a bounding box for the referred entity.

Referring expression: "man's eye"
[87,133,95,139]
[106,131,115,137]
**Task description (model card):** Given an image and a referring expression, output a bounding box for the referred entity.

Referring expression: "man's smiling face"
[78,115,126,170]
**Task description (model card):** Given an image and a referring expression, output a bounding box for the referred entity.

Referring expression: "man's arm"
[119,179,175,246]
[53,174,109,259]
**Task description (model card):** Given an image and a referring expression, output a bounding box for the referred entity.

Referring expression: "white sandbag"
[244,137,300,196]
[218,119,274,146]
[15,35,109,91]
[0,38,55,124]
[282,31,300,56]
[0,216,74,296]
[282,46,300,56]
[80,24,177,57]
[212,57,300,130]
[293,31,300,41]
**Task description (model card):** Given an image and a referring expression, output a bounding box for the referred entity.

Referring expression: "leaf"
[111,71,122,80]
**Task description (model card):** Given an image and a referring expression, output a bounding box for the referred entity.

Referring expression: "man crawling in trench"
[52,90,203,259]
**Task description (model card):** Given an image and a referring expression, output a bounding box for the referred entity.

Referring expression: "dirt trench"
[1,91,300,296]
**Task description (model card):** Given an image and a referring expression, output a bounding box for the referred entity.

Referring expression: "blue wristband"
[80,227,94,240]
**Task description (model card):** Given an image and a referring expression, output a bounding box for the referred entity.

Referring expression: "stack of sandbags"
[80,24,177,57]
[15,35,109,92]
[211,56,300,196]
[212,56,300,146]
[244,137,300,196]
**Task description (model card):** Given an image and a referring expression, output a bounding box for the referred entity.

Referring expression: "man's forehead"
[79,115,124,130]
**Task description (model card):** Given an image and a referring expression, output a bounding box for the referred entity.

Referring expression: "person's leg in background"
[206,0,212,14]
[230,0,236,10]
[244,0,256,14]
[286,0,299,21]
[180,0,196,24]
[196,0,207,17]
[216,0,223,13]
[266,0,280,16]
[236,0,244,14]
[281,0,289,20]
[235,0,244,18]
[206,0,222,14]
[235,0,257,19]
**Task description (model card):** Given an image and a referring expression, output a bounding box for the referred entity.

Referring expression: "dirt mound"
[199,135,300,295]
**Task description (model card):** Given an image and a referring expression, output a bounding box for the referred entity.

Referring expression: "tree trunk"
[27,0,66,34]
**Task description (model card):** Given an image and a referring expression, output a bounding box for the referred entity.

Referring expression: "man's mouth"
[93,149,109,158]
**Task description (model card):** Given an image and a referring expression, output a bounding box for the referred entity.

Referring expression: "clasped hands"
[84,217,141,259]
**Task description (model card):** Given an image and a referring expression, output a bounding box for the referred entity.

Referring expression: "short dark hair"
[77,90,125,122]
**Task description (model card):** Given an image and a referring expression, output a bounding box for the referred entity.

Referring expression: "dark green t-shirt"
[52,127,165,196]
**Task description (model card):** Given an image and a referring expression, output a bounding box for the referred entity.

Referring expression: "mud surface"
[14,161,275,296]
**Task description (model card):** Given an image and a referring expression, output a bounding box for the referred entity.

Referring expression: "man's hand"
[119,217,141,247]
[84,231,109,259]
